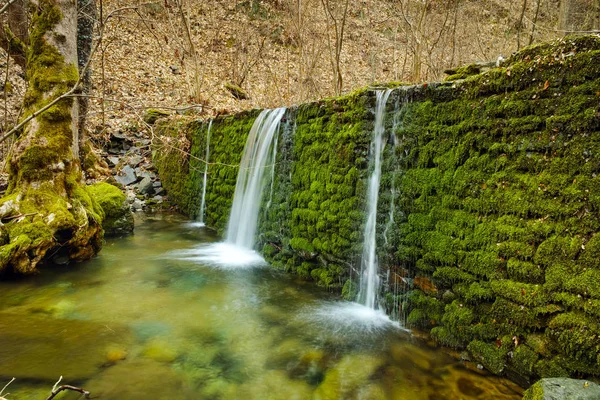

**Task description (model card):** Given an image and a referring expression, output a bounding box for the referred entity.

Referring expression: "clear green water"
[0,214,523,399]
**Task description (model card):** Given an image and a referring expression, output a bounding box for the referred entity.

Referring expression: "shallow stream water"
[0,214,523,399]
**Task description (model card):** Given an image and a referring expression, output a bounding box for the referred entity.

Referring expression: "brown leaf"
[543,80,550,90]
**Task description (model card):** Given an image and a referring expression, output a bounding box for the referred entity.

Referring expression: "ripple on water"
[169,242,267,269]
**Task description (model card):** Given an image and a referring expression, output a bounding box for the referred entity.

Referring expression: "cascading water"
[357,89,393,310]
[197,120,212,226]
[176,108,286,268]
[226,108,286,248]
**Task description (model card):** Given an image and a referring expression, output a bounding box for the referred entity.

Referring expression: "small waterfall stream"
[357,89,393,310]
[226,108,286,249]
[197,120,212,226]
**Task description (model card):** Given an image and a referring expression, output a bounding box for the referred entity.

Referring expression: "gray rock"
[111,131,127,141]
[114,165,137,186]
[132,198,144,211]
[523,378,600,400]
[107,156,120,167]
[152,195,163,202]
[152,181,162,188]
[137,177,155,195]
[128,155,144,167]
[126,190,136,203]
[154,187,165,196]
[137,169,156,180]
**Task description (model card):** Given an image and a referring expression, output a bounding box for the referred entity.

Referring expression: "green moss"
[85,182,134,236]
[143,109,170,125]
[522,380,545,400]
[467,340,508,375]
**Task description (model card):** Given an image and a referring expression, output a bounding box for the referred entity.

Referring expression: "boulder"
[523,378,600,400]
[86,182,134,236]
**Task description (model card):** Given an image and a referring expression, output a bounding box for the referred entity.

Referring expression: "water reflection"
[0,214,523,399]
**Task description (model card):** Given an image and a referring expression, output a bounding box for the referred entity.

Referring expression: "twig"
[0,0,17,15]
[46,385,90,400]
[0,377,15,397]
[2,212,37,221]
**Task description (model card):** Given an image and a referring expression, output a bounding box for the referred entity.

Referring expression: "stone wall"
[154,35,600,382]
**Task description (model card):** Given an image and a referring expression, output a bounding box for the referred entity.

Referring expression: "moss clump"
[467,340,508,375]
[444,64,482,81]
[85,182,134,236]
[143,109,170,125]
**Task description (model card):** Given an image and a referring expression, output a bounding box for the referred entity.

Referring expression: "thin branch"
[46,385,90,400]
[0,377,15,397]
[0,0,17,15]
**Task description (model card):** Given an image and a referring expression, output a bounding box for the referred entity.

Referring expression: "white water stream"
[182,108,286,268]
[357,89,393,310]
[197,120,212,226]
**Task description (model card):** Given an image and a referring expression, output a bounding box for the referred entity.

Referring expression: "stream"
[0,214,523,399]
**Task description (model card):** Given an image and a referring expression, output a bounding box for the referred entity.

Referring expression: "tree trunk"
[0,0,104,274]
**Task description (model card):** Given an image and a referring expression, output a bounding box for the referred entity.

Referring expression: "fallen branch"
[46,376,90,400]
[46,385,91,400]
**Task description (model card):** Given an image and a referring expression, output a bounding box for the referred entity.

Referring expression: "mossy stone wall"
[154,35,600,382]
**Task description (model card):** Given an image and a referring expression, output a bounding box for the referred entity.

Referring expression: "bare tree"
[320,0,349,95]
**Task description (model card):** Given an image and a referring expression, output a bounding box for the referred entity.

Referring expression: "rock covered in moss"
[86,182,134,236]
[522,378,600,400]
[142,108,170,125]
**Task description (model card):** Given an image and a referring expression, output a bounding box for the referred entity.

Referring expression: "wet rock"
[84,360,186,399]
[106,347,128,365]
[523,378,600,400]
[313,354,384,400]
[0,311,130,381]
[114,165,137,186]
[357,384,387,400]
[234,370,312,400]
[390,342,432,371]
[142,338,180,363]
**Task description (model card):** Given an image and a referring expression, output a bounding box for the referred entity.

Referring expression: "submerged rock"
[313,354,384,400]
[0,311,130,381]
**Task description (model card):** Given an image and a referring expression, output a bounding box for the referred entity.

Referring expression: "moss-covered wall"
[154,35,600,382]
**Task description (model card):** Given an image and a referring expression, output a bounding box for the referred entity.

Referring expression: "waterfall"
[198,120,212,226]
[357,89,393,310]
[226,108,286,249]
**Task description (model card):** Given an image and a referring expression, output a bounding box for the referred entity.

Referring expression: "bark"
[0,0,104,275]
